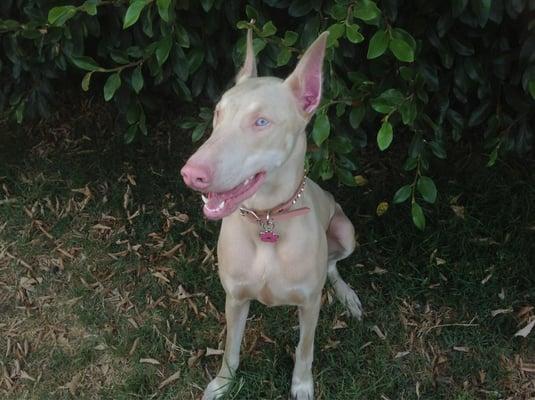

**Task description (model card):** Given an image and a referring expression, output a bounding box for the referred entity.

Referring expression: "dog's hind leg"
[326,204,363,320]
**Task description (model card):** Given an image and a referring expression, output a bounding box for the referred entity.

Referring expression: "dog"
[181,29,363,400]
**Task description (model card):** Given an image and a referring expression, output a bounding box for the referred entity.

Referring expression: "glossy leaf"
[393,185,412,204]
[354,0,381,21]
[156,35,173,66]
[48,6,77,26]
[411,202,426,230]
[123,0,148,29]
[156,0,171,22]
[416,176,437,203]
[377,121,393,151]
[346,24,364,44]
[312,114,331,146]
[367,30,389,59]
[70,56,101,72]
[131,67,144,93]
[389,38,414,62]
[103,73,121,101]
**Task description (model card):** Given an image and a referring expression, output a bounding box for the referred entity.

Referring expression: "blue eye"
[254,118,270,127]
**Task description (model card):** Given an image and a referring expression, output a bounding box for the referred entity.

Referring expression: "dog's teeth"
[244,178,250,185]
[201,195,208,204]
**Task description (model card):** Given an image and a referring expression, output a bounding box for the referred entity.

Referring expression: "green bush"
[1,0,534,228]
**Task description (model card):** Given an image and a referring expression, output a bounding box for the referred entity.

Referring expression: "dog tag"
[259,230,279,243]
[259,218,278,243]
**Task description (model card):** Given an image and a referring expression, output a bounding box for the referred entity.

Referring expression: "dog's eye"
[254,118,270,127]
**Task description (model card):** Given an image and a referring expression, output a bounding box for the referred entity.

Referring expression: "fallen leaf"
[376,201,389,217]
[158,370,181,389]
[435,257,446,266]
[450,205,465,218]
[514,318,535,338]
[332,319,348,330]
[187,349,205,368]
[354,175,368,187]
[323,339,340,350]
[371,325,386,339]
[206,348,224,356]
[129,338,139,356]
[453,346,470,352]
[152,272,170,284]
[64,373,81,396]
[491,308,513,317]
[481,273,493,284]
[394,351,410,359]
[370,266,388,275]
[20,370,35,381]
[140,358,160,365]
[518,306,534,318]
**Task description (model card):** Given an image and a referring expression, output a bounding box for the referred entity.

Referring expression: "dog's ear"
[236,27,257,84]
[284,32,329,116]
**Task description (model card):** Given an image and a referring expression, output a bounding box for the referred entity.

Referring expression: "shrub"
[1,0,534,228]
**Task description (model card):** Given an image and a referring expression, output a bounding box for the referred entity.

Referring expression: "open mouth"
[201,172,266,219]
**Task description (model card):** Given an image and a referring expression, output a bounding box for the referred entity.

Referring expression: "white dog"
[181,30,363,400]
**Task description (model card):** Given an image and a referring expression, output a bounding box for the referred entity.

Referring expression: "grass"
[0,121,534,400]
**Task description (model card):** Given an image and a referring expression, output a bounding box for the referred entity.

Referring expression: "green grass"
[0,126,534,400]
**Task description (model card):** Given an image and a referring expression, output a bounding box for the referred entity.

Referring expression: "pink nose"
[181,163,212,190]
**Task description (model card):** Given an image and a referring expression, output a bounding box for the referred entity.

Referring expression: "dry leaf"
[370,266,388,275]
[371,325,386,339]
[323,339,340,350]
[152,272,170,284]
[514,318,535,338]
[187,349,205,367]
[64,373,81,396]
[354,175,368,187]
[435,257,446,266]
[206,348,224,356]
[450,205,465,218]
[491,308,513,317]
[332,319,348,330]
[481,273,493,284]
[517,306,534,318]
[129,338,140,356]
[158,370,181,389]
[140,358,160,365]
[394,351,410,359]
[453,346,470,352]
[20,370,35,381]
[376,201,389,217]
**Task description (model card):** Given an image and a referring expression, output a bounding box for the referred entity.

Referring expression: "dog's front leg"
[291,296,321,400]
[202,296,250,400]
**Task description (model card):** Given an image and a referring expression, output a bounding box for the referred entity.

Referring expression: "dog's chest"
[218,223,328,306]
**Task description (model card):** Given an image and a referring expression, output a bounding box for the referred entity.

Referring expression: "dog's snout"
[181,163,212,190]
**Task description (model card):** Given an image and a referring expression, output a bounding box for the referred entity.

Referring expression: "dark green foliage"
[1,0,534,228]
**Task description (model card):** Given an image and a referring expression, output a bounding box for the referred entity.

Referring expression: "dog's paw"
[334,281,363,320]
[202,377,230,400]
[290,379,314,400]
[343,288,363,320]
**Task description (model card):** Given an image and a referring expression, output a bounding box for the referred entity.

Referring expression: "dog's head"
[181,30,328,219]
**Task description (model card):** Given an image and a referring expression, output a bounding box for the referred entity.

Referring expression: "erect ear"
[236,26,257,84]
[284,32,328,117]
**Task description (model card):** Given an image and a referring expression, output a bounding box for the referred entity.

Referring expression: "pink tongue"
[206,195,222,210]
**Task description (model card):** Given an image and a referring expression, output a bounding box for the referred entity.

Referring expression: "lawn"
[0,116,534,400]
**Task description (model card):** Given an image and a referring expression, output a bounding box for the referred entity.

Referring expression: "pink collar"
[239,175,310,242]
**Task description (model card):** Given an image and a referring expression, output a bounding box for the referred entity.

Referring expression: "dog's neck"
[242,133,306,212]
